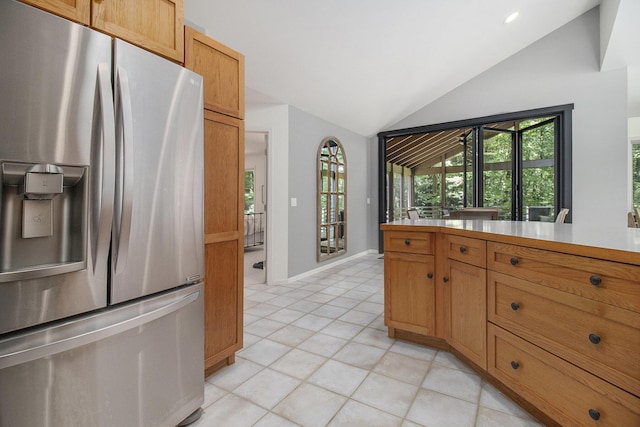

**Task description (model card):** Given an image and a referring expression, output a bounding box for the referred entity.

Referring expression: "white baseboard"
[286,250,375,283]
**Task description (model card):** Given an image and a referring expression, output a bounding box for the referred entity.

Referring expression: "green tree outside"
[407,117,557,220]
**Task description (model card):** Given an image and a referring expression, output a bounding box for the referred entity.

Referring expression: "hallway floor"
[193,253,543,426]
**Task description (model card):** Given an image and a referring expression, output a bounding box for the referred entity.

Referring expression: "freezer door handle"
[0,289,200,370]
[113,66,134,273]
[92,62,116,274]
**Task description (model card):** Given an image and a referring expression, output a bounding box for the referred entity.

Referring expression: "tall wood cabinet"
[19,0,184,62]
[185,27,246,375]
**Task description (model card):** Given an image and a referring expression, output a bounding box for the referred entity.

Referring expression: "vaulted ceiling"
[185,0,639,137]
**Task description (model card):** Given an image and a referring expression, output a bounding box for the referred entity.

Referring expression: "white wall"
[388,7,628,226]
[246,104,372,280]
[245,104,289,284]
[630,117,640,141]
[288,106,371,277]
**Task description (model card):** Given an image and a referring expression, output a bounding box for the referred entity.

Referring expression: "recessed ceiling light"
[505,11,519,24]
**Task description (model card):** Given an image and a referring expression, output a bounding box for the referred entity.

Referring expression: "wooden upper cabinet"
[185,26,245,119]
[203,110,244,237]
[91,0,184,63]
[19,0,90,24]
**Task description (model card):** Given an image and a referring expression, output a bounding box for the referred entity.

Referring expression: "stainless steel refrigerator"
[0,2,205,426]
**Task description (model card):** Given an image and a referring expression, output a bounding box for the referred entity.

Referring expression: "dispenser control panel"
[24,172,63,197]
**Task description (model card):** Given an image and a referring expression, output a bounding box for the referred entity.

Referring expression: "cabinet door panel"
[91,0,184,62]
[204,240,243,367]
[20,0,89,24]
[447,258,487,369]
[185,27,245,119]
[203,111,244,236]
[385,252,435,335]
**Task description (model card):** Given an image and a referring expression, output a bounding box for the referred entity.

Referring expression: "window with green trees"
[380,105,572,225]
[633,144,640,208]
[244,170,254,213]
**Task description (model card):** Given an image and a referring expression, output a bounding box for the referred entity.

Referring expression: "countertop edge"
[381,220,640,266]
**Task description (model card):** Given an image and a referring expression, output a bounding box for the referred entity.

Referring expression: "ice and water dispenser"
[0,162,87,281]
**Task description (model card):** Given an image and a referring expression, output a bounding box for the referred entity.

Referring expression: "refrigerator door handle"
[93,63,116,274]
[0,289,200,370]
[113,66,134,273]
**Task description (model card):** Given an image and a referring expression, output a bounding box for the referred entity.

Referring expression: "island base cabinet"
[488,324,640,427]
[384,252,435,337]
[446,258,487,369]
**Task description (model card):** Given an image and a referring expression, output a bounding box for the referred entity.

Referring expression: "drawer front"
[446,234,486,268]
[488,324,640,427]
[488,241,640,313]
[385,231,434,255]
[488,271,640,396]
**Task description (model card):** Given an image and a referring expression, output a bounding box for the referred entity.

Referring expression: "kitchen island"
[381,219,640,427]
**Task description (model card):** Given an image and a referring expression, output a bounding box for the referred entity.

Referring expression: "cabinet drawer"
[488,271,640,396]
[446,234,486,267]
[384,231,434,255]
[488,241,640,314]
[488,324,640,427]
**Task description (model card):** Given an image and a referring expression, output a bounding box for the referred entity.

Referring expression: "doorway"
[245,131,267,285]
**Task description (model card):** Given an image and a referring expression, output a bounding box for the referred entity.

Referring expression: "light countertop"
[381,219,640,263]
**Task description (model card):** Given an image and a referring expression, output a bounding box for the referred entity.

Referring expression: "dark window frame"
[377,104,573,252]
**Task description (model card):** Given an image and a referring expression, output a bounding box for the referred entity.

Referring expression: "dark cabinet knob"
[511,302,520,311]
[510,257,519,266]
[589,333,601,345]
[510,361,519,370]
[588,409,601,421]
[427,273,433,279]
[589,275,602,286]
[443,276,449,283]
[459,246,467,254]
[404,239,411,246]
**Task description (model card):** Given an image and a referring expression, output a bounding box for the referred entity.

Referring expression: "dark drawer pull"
[589,333,601,345]
[510,257,519,266]
[404,239,411,246]
[510,302,520,311]
[510,361,519,370]
[443,276,449,283]
[459,246,467,254]
[589,275,601,286]
[588,409,601,421]
[427,273,433,279]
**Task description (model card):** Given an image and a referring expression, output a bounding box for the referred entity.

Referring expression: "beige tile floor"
[192,253,545,427]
